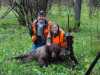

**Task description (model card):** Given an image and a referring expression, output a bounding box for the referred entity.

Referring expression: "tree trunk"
[89,0,95,17]
[74,0,82,32]
[0,0,1,8]
[89,0,100,17]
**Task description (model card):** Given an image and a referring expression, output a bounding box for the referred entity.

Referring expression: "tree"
[0,0,1,8]
[74,0,82,31]
[89,0,94,16]
[89,0,100,17]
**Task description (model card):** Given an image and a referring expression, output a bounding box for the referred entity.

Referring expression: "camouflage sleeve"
[32,20,37,35]
[61,32,68,48]
[31,20,37,42]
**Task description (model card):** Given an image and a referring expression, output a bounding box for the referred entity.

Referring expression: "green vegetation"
[0,1,100,75]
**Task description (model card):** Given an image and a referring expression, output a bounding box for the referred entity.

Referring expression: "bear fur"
[14,44,77,67]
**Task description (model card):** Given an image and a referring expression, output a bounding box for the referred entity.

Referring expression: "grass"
[0,1,100,75]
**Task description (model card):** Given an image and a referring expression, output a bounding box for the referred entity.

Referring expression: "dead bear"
[13,44,63,67]
[13,44,77,67]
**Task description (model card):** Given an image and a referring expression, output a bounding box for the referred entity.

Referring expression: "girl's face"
[51,24,59,34]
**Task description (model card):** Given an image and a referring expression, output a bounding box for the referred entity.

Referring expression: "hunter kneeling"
[46,24,78,67]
